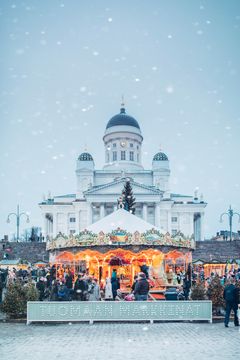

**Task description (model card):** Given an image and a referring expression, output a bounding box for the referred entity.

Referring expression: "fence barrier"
[27,300,212,324]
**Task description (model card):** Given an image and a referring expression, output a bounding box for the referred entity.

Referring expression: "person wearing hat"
[133,272,149,301]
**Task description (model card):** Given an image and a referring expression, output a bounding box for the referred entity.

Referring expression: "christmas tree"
[207,275,225,314]
[1,281,26,318]
[1,280,39,318]
[24,281,39,302]
[191,281,207,300]
[122,180,136,214]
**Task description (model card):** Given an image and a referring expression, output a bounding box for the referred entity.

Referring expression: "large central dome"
[106,107,140,129]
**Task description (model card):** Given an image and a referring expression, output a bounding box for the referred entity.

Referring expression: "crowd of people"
[0,266,151,303]
[192,265,240,286]
[0,264,240,307]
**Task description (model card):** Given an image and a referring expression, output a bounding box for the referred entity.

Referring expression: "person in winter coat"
[183,277,191,300]
[50,280,59,301]
[177,286,185,300]
[131,275,138,293]
[104,278,113,300]
[224,278,239,327]
[36,277,45,301]
[74,275,88,301]
[57,281,68,301]
[88,278,101,301]
[65,273,73,289]
[134,272,149,301]
[65,273,73,300]
[111,277,120,300]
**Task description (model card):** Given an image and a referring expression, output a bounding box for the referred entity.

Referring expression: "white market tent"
[85,208,166,234]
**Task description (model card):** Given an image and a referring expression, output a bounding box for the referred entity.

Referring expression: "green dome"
[78,152,93,161]
[153,152,168,161]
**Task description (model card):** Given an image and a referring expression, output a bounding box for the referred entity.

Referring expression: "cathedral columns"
[87,204,92,226]
[52,213,57,238]
[167,211,172,233]
[42,214,47,239]
[75,211,80,233]
[200,212,205,241]
[100,204,105,219]
[143,204,148,221]
[155,203,160,227]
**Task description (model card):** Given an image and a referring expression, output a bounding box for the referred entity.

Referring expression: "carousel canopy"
[85,208,166,234]
[48,209,194,251]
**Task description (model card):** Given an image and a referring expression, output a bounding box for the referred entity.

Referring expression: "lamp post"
[7,204,30,241]
[220,205,240,242]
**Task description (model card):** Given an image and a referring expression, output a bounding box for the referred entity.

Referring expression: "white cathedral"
[39,103,207,241]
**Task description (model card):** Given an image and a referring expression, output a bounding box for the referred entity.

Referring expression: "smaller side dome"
[153,152,168,161]
[78,152,93,161]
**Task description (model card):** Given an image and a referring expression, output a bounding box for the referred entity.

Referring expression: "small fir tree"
[24,282,39,302]
[1,281,39,318]
[191,281,206,300]
[1,281,26,318]
[122,180,136,214]
[207,275,225,313]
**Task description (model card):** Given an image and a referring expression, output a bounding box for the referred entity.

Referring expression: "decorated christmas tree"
[122,180,136,214]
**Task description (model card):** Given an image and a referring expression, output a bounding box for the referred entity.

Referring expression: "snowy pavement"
[0,322,239,360]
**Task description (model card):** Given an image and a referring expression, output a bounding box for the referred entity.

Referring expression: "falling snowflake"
[16,49,25,55]
[166,85,174,94]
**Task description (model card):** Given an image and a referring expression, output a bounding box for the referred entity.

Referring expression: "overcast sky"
[1,0,240,239]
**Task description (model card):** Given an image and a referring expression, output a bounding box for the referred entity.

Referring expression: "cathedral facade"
[39,104,206,241]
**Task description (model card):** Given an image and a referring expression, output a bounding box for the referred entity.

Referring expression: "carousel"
[47,209,194,291]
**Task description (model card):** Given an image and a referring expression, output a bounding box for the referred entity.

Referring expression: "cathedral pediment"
[84,178,163,196]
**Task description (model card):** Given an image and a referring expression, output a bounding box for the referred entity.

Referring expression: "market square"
[0,322,240,360]
[1,1,240,359]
